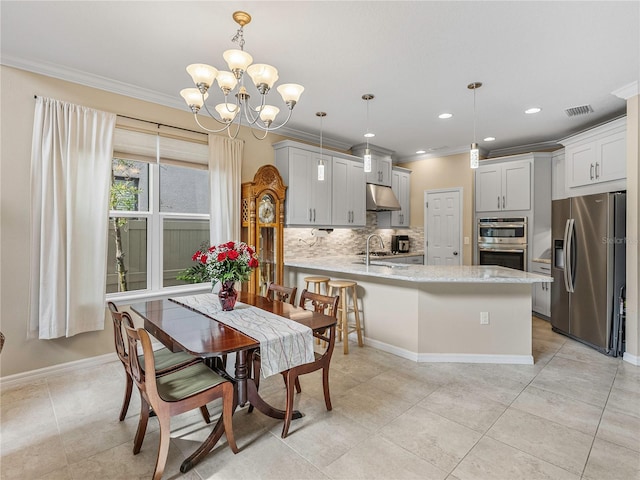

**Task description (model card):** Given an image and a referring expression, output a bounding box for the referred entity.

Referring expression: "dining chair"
[266,282,297,305]
[250,289,339,438]
[123,323,238,480]
[107,302,210,424]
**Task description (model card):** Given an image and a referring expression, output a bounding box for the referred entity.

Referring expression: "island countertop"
[285,256,552,284]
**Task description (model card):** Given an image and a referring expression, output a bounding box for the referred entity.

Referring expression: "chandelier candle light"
[180,11,304,140]
[362,94,375,173]
[468,82,482,169]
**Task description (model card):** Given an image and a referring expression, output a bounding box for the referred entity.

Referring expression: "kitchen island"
[285,257,552,365]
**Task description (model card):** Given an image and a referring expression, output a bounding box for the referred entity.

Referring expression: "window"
[107,122,209,296]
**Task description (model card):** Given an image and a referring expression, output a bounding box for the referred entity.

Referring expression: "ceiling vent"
[564,104,594,117]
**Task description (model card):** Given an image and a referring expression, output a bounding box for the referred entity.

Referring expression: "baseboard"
[361,336,419,362]
[359,335,533,365]
[0,352,118,390]
[623,351,640,366]
[417,353,534,365]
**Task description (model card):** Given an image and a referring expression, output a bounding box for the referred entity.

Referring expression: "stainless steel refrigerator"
[551,192,626,355]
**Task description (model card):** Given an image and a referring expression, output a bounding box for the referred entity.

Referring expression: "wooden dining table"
[130,291,336,472]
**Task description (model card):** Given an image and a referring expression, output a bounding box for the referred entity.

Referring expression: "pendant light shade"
[316,112,326,181]
[362,94,375,173]
[468,82,482,169]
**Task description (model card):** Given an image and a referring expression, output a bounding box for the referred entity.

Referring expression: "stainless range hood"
[366,183,401,211]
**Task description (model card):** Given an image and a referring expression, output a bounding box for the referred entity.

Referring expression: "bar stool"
[328,280,364,354]
[304,276,330,295]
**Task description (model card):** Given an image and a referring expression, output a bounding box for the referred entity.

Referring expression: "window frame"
[106,129,211,302]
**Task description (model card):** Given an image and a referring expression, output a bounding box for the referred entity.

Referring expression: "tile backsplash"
[283,213,424,260]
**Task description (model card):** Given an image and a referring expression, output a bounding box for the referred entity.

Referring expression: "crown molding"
[486,140,562,158]
[396,145,474,163]
[3,55,186,109]
[611,81,639,100]
[274,125,353,151]
[2,55,351,150]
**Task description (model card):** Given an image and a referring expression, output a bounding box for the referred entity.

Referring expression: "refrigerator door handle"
[565,218,576,293]
[563,219,572,292]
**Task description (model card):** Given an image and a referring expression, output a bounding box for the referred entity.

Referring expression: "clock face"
[258,195,275,223]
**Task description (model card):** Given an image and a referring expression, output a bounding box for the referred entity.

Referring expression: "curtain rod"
[33,96,206,137]
[116,114,207,136]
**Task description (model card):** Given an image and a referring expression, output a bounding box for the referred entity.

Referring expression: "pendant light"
[468,82,482,169]
[316,112,326,181]
[362,94,375,173]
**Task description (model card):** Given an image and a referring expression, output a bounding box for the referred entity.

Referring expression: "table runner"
[169,294,315,378]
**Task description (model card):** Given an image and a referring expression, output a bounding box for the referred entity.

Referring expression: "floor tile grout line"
[579,361,620,479]
[445,343,553,477]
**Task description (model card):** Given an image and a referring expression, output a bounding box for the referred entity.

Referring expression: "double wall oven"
[477,217,527,271]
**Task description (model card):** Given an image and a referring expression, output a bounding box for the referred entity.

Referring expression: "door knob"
[453,251,458,256]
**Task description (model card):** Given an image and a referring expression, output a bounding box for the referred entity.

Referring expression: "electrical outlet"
[480,312,489,325]
[464,236,470,245]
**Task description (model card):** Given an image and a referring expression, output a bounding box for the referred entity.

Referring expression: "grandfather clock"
[241,165,286,296]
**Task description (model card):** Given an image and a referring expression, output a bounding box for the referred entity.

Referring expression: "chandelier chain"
[231,26,245,50]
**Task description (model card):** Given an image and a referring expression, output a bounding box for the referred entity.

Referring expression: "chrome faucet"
[365,234,385,266]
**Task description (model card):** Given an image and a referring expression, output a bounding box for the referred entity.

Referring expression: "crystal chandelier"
[180,11,304,140]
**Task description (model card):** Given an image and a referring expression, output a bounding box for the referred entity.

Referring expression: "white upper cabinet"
[475,160,531,212]
[275,143,332,226]
[365,155,392,186]
[274,140,367,227]
[351,143,393,187]
[378,167,411,228]
[561,117,626,195]
[332,157,366,227]
[551,149,566,200]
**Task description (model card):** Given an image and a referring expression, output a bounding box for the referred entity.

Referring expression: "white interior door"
[425,188,462,265]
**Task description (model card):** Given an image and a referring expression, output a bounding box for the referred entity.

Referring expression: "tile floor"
[1,317,639,480]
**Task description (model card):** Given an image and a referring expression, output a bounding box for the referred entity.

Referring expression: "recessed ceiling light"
[416,150,426,154]
[364,132,375,138]
[483,136,496,142]
[525,107,541,114]
[438,113,453,119]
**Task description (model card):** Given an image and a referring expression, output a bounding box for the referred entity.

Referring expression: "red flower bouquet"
[190,241,259,285]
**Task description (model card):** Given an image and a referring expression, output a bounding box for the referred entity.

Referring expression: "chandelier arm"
[201,100,231,126]
[225,120,242,140]
[251,108,293,132]
[249,126,270,141]
[241,96,264,126]
[193,114,233,134]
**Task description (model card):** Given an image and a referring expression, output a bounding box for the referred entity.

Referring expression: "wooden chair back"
[107,302,134,367]
[122,321,155,405]
[299,289,339,318]
[267,282,297,305]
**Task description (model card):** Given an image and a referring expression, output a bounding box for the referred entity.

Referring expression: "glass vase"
[217,280,238,311]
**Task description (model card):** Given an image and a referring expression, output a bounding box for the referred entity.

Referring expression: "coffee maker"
[391,235,410,253]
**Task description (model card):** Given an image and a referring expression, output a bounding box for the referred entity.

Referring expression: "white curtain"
[208,135,243,245]
[29,97,116,339]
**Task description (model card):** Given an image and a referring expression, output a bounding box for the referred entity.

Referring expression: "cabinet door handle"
[309,208,312,222]
[313,208,316,222]
[497,196,500,209]
[590,164,594,180]
[595,162,600,179]
[502,196,505,209]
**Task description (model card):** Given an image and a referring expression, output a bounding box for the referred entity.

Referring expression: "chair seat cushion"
[156,363,227,402]
[138,347,195,373]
